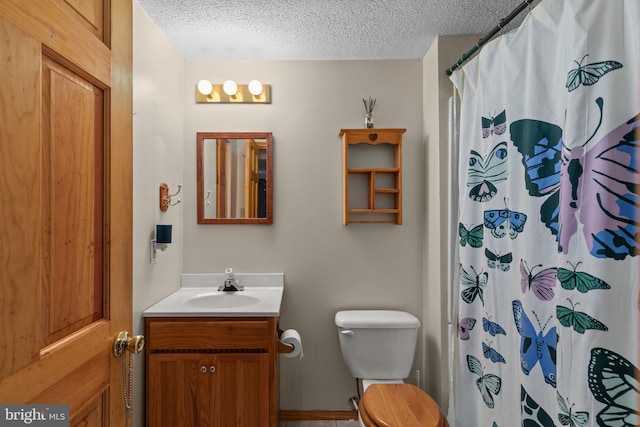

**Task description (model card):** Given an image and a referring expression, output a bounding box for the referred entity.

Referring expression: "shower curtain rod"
[445,0,536,76]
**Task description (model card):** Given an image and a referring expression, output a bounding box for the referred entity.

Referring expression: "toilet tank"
[335,310,420,380]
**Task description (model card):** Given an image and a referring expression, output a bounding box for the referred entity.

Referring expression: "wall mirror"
[197,132,273,224]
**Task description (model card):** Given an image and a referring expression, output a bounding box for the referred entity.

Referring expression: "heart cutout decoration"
[368,133,378,142]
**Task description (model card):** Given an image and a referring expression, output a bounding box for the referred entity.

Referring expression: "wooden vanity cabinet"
[145,317,279,427]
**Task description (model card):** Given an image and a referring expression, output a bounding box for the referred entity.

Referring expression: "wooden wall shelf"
[340,128,405,225]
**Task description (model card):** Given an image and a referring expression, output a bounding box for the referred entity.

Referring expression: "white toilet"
[335,310,448,427]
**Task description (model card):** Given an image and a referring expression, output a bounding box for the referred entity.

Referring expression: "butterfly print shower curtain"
[450,0,639,426]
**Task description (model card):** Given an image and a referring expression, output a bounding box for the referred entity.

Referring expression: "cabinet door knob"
[200,366,207,373]
[209,365,216,373]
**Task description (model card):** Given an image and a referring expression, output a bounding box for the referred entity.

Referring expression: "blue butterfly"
[482,316,506,337]
[588,347,640,426]
[484,208,527,239]
[482,341,506,364]
[512,300,557,388]
[510,98,639,260]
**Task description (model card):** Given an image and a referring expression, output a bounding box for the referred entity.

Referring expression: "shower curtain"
[450,0,639,426]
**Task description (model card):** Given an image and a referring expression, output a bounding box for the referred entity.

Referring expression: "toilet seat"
[359,384,448,427]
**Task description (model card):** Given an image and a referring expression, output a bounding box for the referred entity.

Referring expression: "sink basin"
[142,273,284,317]
[185,292,261,309]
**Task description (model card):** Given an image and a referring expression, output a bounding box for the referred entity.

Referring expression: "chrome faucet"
[219,268,244,292]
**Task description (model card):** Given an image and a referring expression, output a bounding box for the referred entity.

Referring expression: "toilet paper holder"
[277,327,295,354]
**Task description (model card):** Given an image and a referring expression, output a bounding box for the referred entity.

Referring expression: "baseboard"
[280,410,357,421]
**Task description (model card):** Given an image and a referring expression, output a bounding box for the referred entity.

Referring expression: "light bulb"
[223,80,238,96]
[196,79,213,95]
[248,80,263,96]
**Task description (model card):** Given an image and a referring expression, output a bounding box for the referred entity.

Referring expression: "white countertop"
[143,273,284,317]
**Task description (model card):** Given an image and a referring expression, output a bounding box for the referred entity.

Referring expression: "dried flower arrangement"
[363,96,376,128]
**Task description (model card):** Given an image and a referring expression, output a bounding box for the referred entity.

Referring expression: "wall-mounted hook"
[205,191,211,206]
[160,183,182,211]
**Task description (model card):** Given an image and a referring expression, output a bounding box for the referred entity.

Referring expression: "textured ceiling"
[137,0,542,60]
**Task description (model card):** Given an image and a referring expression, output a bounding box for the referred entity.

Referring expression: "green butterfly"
[459,223,483,248]
[557,392,589,427]
[557,262,611,293]
[588,348,640,426]
[556,299,608,334]
[566,54,623,92]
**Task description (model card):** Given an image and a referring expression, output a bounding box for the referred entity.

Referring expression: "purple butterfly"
[520,260,557,301]
[458,317,476,340]
[510,98,639,260]
[482,110,507,138]
[559,108,639,260]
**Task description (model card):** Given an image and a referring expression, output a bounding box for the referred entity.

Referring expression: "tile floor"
[280,421,360,427]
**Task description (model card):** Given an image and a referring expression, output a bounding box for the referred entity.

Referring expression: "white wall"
[133,0,480,415]
[182,60,425,410]
[132,3,184,426]
[421,35,480,412]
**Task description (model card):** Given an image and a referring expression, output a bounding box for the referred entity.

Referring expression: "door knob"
[128,334,145,354]
[113,331,145,357]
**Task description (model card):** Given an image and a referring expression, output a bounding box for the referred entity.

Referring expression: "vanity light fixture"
[223,80,238,96]
[197,79,213,95]
[195,79,271,104]
[248,80,263,96]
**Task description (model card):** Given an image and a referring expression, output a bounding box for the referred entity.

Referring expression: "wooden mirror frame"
[197,132,273,224]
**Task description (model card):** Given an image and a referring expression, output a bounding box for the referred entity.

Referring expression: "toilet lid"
[360,384,448,427]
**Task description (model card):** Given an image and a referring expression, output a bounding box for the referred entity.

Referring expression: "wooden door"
[0,0,132,426]
[216,139,228,218]
[211,353,270,427]
[244,139,260,218]
[147,354,210,427]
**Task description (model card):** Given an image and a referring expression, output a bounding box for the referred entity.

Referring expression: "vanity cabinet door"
[210,353,270,427]
[147,353,210,427]
[145,317,278,427]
